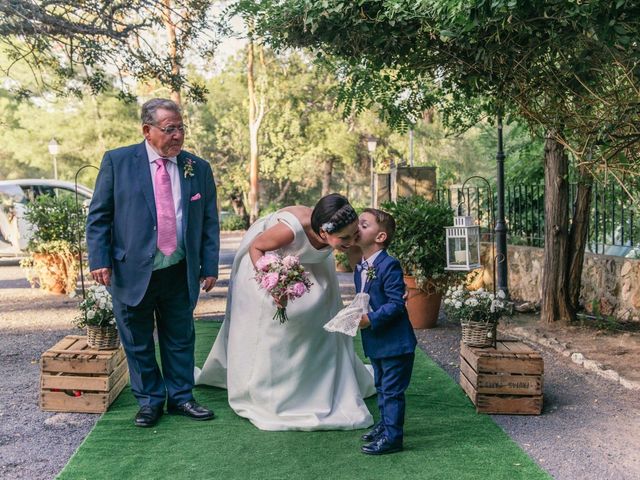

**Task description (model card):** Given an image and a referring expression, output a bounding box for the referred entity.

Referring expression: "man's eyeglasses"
[150,124,187,135]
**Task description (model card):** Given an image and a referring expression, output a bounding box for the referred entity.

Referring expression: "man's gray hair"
[141,98,181,125]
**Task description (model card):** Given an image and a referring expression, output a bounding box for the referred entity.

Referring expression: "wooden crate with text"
[459,340,543,415]
[40,335,128,413]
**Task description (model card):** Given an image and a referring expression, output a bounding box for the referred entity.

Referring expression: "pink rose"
[256,254,279,272]
[282,255,299,269]
[261,272,279,291]
[290,282,307,298]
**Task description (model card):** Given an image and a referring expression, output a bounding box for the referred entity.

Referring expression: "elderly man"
[86,98,219,427]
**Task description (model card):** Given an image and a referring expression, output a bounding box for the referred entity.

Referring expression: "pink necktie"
[153,158,177,256]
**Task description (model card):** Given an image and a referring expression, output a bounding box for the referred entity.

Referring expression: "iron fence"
[436,183,640,258]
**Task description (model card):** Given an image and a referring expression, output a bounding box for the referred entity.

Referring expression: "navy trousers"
[112,261,195,409]
[370,353,415,444]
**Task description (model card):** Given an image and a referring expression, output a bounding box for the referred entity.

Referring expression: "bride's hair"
[311,193,358,234]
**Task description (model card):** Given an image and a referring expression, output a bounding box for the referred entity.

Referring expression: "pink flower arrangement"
[254,254,312,323]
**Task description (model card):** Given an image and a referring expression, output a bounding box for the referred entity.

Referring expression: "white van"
[0,179,93,255]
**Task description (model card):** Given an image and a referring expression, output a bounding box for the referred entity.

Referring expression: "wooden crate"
[40,335,129,413]
[459,340,543,415]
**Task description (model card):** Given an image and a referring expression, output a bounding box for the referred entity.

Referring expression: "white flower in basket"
[75,285,119,349]
[444,285,511,347]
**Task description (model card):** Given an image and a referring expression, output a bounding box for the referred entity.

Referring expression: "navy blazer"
[86,141,220,308]
[354,250,417,359]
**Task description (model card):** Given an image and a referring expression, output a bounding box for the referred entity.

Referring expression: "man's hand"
[200,276,217,292]
[359,314,371,329]
[91,267,112,286]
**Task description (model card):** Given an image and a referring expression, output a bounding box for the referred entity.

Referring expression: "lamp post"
[367,137,377,207]
[495,113,509,298]
[48,138,60,180]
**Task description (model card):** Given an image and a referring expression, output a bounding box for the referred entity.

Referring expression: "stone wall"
[477,244,640,322]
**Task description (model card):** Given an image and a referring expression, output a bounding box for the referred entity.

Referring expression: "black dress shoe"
[361,436,403,455]
[134,405,163,428]
[167,400,215,420]
[361,422,385,442]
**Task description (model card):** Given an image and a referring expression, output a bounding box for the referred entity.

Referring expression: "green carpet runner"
[57,322,550,480]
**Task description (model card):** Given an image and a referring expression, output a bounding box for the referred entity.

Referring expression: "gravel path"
[1,238,639,479]
[414,316,640,480]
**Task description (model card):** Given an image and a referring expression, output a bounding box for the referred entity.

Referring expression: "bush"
[382,195,463,292]
[19,194,84,294]
[24,194,85,250]
[221,214,247,231]
[334,250,352,270]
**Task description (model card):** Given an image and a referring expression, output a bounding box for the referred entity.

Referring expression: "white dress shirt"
[359,249,383,293]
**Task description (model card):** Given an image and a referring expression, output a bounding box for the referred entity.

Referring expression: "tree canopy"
[242,0,640,182]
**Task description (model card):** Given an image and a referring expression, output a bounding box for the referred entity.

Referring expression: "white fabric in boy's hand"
[323,293,370,337]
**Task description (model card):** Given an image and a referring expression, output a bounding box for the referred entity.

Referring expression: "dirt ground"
[502,313,640,385]
[1,233,639,479]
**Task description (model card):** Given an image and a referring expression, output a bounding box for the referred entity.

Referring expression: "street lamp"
[48,138,60,180]
[367,137,377,207]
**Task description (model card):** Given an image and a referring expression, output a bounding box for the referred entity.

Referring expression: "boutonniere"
[366,266,377,282]
[183,158,195,178]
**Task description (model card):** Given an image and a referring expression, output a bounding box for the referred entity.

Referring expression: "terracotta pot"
[335,261,353,273]
[31,252,72,294]
[404,275,442,329]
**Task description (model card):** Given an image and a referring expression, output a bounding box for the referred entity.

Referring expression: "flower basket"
[461,320,497,348]
[86,325,120,350]
[75,285,117,347]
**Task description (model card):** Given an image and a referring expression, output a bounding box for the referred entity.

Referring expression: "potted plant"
[444,285,510,347]
[74,285,119,349]
[19,194,85,295]
[334,251,353,272]
[382,196,462,328]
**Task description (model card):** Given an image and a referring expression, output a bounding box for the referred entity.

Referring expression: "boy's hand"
[359,314,371,329]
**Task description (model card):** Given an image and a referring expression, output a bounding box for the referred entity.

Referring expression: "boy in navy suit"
[355,208,417,455]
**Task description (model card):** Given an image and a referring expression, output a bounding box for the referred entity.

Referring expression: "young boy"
[355,208,417,455]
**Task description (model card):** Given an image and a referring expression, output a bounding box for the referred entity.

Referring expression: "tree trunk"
[567,164,593,310]
[247,35,266,224]
[540,133,575,324]
[230,191,249,228]
[274,179,292,205]
[321,156,334,196]
[163,0,181,105]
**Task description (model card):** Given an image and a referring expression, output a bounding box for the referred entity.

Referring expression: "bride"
[195,194,375,431]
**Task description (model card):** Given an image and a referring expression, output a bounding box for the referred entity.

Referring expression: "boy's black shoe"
[361,436,403,455]
[361,422,385,442]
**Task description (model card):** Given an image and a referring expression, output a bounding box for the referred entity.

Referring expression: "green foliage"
[382,195,461,291]
[220,214,247,231]
[0,85,139,183]
[23,194,85,250]
[334,250,351,270]
[244,0,640,180]
[1,1,223,102]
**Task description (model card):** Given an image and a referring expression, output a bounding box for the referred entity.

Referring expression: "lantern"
[445,214,481,271]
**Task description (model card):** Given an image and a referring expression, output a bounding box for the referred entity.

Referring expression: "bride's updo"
[311,193,358,234]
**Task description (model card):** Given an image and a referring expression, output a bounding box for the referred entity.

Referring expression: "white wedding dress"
[195,210,375,431]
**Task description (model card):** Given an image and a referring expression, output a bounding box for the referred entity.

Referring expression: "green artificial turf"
[57,322,550,480]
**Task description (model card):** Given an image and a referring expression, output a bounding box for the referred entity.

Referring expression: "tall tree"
[1,0,221,101]
[246,31,268,223]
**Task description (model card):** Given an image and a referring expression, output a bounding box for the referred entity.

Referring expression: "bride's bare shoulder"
[279,206,312,227]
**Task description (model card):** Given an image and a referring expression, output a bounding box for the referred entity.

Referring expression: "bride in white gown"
[195,194,375,431]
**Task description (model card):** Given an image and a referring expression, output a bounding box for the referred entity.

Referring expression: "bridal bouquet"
[254,254,312,324]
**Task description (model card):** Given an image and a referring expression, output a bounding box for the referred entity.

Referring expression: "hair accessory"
[321,222,336,233]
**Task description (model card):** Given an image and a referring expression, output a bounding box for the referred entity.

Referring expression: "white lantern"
[445,215,481,271]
